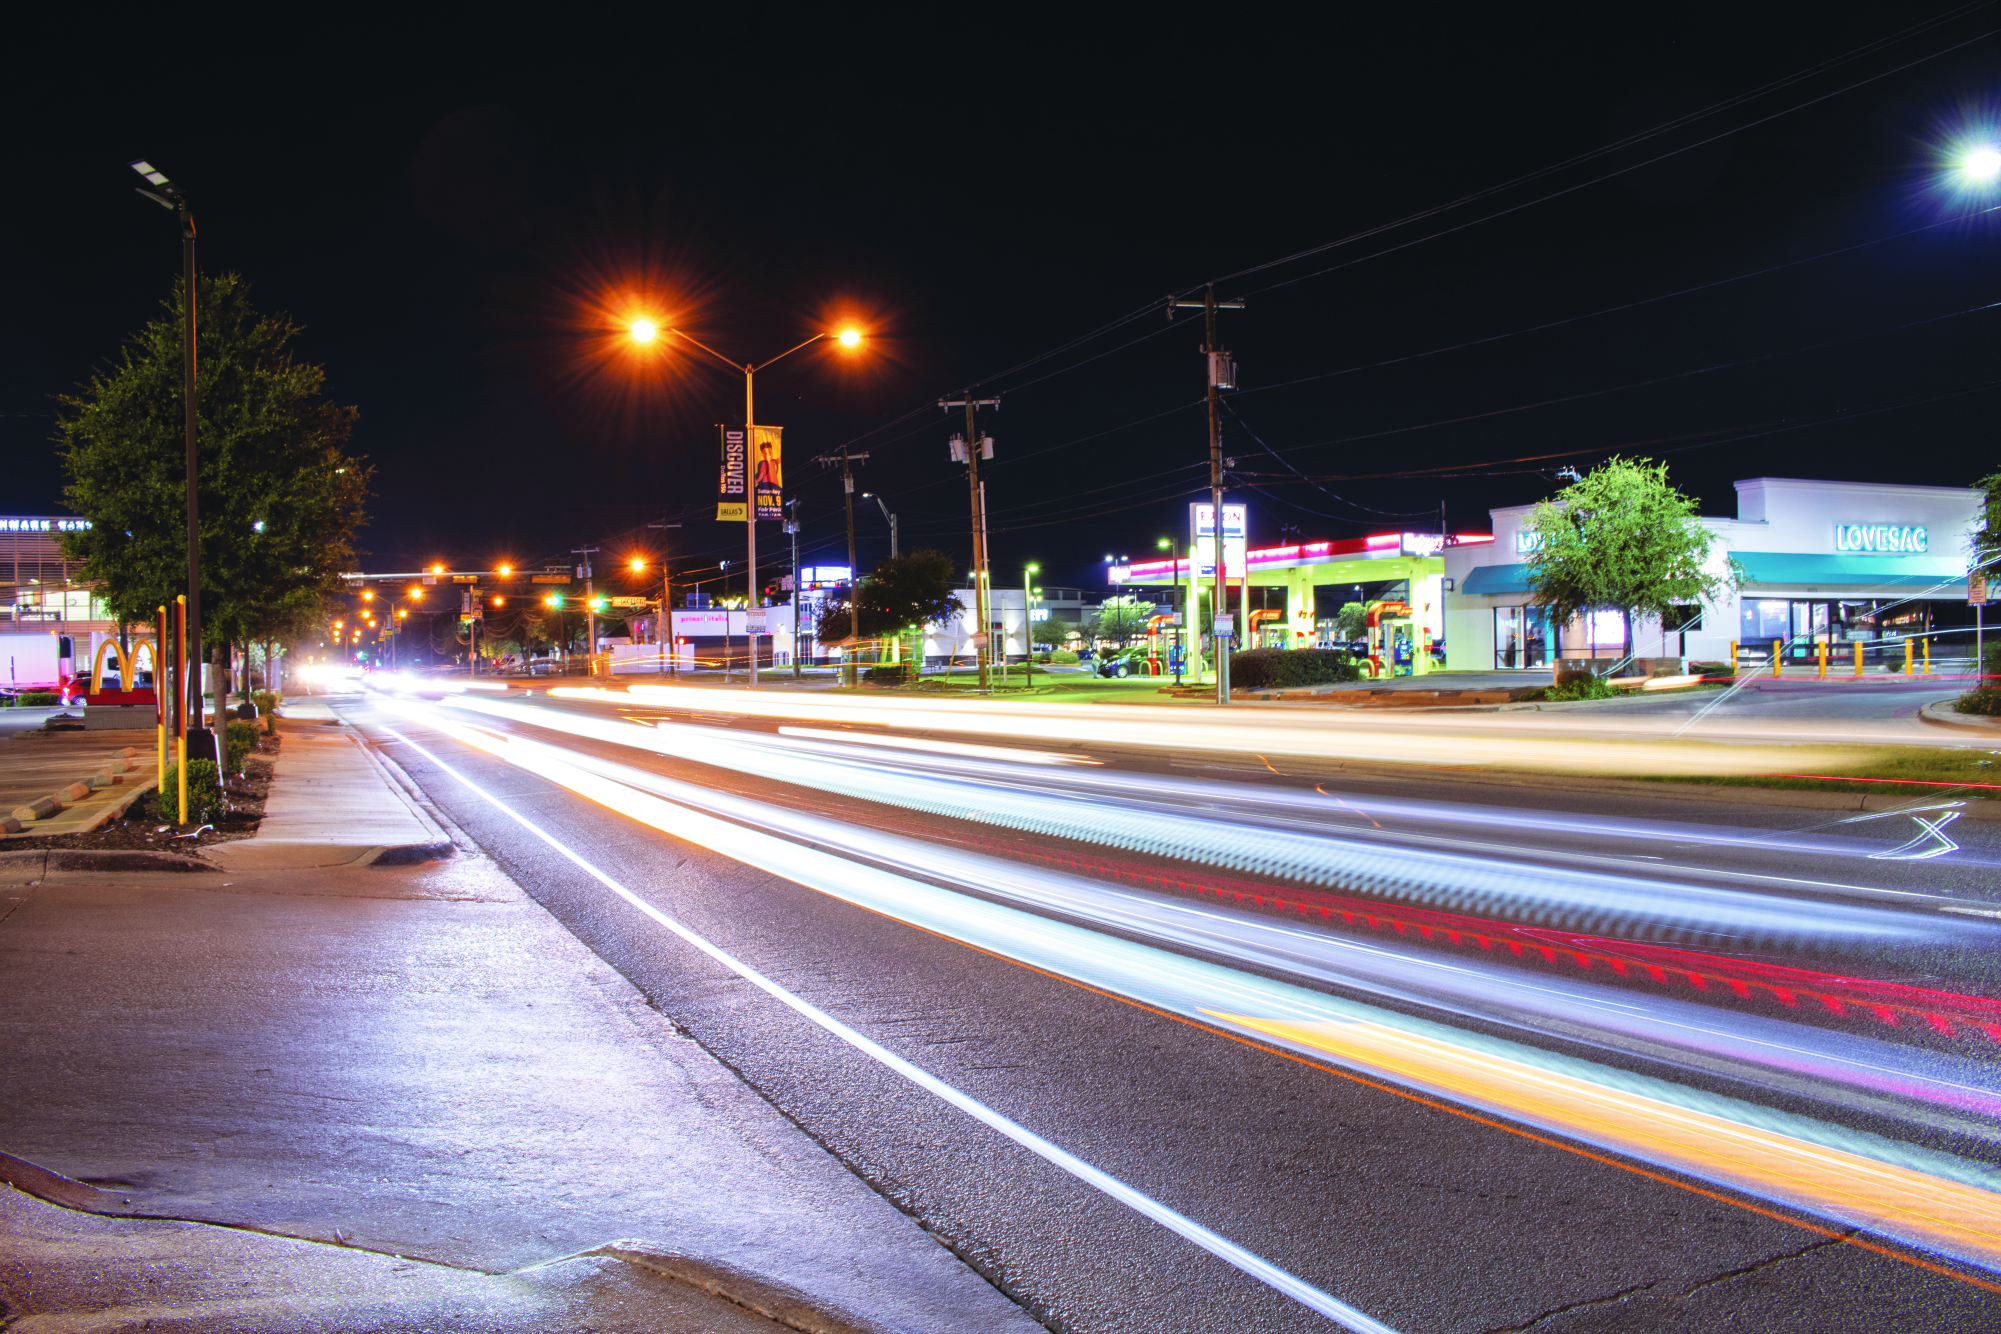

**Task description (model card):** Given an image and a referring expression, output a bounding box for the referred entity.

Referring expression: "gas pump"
[1363,601,1411,678]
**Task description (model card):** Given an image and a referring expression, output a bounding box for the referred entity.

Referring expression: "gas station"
[1111,510,1493,678]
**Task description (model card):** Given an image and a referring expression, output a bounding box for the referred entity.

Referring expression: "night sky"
[7,6,1998,605]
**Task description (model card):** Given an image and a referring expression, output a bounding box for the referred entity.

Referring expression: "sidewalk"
[0,715,1037,1332]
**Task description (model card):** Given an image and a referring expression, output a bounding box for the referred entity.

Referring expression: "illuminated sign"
[1400,532,1446,557]
[799,565,851,588]
[0,517,91,532]
[1834,524,1927,554]
[1515,531,1544,554]
[1189,503,1247,579]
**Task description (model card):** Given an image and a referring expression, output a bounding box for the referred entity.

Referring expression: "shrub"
[226,719,261,772]
[1956,686,2001,717]
[16,691,59,707]
[1543,677,1621,702]
[159,758,225,825]
[1050,650,1079,664]
[863,663,913,684]
[252,689,280,713]
[1230,648,1361,691]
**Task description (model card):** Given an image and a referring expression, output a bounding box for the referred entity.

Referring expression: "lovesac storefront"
[1442,477,1984,673]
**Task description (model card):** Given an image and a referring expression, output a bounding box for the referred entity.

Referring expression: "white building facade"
[1442,477,1985,672]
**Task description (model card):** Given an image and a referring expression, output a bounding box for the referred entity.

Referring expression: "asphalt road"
[332,685,2001,1333]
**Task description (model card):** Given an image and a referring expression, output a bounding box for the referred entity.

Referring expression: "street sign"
[1212,614,1235,637]
[1971,571,1990,607]
[969,631,990,647]
[531,574,570,584]
[745,608,768,634]
[452,574,477,583]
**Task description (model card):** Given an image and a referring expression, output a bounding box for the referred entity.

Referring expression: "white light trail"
[379,700,2001,1282]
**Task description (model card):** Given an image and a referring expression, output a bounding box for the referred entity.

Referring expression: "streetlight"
[628,317,866,687]
[1962,145,2001,185]
[129,158,212,766]
[1020,562,1039,683]
[862,493,898,559]
[1158,536,1187,684]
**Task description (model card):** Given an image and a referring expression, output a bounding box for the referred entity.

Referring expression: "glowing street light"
[1964,145,2001,185]
[497,564,513,577]
[630,557,646,572]
[625,316,869,687]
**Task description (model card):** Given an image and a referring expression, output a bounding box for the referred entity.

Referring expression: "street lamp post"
[863,493,898,559]
[630,321,863,688]
[129,160,213,762]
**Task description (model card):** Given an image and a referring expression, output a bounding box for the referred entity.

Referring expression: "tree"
[1974,468,2001,566]
[1333,601,1368,641]
[1522,457,1737,664]
[55,273,370,700]
[816,549,964,642]
[1088,594,1159,645]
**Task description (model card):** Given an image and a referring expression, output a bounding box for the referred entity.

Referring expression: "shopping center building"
[1442,477,1986,671]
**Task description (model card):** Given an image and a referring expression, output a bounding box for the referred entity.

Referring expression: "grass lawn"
[1637,745,2001,797]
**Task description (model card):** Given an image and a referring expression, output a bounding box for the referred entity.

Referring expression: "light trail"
[774,725,1100,766]
[368,711,1400,1334]
[563,684,1877,775]
[444,692,1988,959]
[378,698,2001,1281]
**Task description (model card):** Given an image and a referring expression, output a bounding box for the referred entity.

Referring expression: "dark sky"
[6,5,1998,602]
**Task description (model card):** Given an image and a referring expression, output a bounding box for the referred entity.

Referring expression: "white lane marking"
[371,717,1399,1334]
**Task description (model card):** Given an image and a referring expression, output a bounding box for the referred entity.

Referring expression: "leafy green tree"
[816,549,964,641]
[1522,457,1737,661]
[1333,601,1368,641]
[55,273,370,698]
[1088,594,1160,645]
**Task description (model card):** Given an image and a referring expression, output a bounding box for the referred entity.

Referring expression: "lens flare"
[838,328,862,347]
[1965,146,2001,184]
[630,318,659,342]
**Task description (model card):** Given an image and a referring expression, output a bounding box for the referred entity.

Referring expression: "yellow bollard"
[1729,640,1738,674]
[1854,640,1864,678]
[1818,638,1827,679]
[1772,638,1781,678]
[1905,639,1915,676]
[1923,638,1931,675]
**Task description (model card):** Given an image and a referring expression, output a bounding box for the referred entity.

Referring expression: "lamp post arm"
[748,331,829,374]
[666,329,748,374]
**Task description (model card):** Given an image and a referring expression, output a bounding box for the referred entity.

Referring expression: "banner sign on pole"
[1971,571,1990,607]
[744,608,768,635]
[750,425,783,521]
[717,427,747,522]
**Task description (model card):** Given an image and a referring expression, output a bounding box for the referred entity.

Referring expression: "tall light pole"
[629,321,864,688]
[130,160,211,758]
[863,492,898,559]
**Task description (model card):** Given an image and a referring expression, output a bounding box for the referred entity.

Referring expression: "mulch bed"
[6,730,282,857]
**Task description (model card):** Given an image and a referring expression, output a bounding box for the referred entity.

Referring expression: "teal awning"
[1459,563,1533,596]
[1734,552,1966,589]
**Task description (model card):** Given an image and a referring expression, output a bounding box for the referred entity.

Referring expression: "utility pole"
[573,545,599,674]
[648,522,682,676]
[939,394,1000,689]
[785,499,803,677]
[813,447,869,685]
[1169,288,1243,704]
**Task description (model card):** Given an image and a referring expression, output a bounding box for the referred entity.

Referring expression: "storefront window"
[1494,606,1551,669]
[1740,599,1790,644]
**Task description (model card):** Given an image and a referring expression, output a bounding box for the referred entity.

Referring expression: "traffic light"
[588,596,605,610]
[545,593,564,608]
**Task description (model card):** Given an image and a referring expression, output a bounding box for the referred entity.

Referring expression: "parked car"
[1095,646,1150,678]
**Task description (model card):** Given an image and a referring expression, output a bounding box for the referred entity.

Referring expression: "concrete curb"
[0,1154,897,1334]
[1920,699,2001,733]
[4,747,154,836]
[323,704,459,867]
[579,1243,895,1334]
